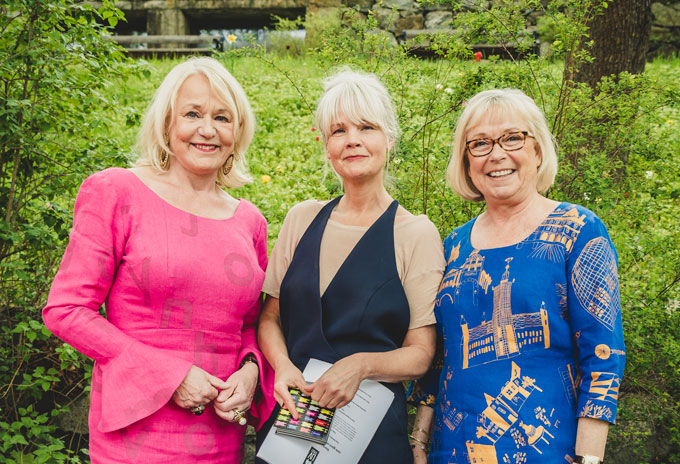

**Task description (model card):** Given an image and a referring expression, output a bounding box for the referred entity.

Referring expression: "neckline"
[468,201,568,251]
[320,198,398,299]
[126,169,242,222]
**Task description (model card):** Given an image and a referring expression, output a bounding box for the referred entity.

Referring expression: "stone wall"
[110,0,679,56]
[650,2,680,56]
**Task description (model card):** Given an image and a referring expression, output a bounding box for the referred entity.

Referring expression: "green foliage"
[0,0,678,462]
[0,0,138,460]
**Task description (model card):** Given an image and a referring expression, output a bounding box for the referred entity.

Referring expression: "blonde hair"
[136,57,255,188]
[447,88,558,201]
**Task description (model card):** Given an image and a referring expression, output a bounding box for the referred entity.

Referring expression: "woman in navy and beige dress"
[256,70,445,463]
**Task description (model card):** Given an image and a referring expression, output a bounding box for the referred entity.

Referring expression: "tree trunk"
[574,0,653,87]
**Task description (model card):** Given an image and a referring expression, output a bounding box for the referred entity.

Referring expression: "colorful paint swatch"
[274,386,335,445]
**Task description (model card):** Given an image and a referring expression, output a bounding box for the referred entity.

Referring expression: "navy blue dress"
[257,197,413,464]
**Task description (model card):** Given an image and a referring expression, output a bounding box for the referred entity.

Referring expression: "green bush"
[0,0,678,462]
[0,0,139,461]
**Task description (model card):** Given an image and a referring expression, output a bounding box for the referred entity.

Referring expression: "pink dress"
[43,168,275,463]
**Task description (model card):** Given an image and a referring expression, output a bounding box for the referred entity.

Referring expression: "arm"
[214,215,275,427]
[411,404,434,464]
[42,171,197,432]
[574,417,609,460]
[567,211,625,457]
[305,324,436,409]
[257,295,307,419]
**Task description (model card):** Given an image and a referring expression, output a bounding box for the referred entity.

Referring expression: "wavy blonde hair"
[136,57,255,188]
[447,88,558,201]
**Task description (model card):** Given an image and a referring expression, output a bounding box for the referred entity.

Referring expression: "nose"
[488,141,507,160]
[345,127,362,148]
[198,118,216,138]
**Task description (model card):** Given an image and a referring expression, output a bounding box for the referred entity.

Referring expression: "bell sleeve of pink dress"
[43,171,193,433]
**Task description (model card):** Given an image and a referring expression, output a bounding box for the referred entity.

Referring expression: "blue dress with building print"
[408,202,625,464]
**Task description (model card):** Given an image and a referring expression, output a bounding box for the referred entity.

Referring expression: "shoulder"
[83,167,133,189]
[287,199,329,219]
[78,168,135,203]
[442,216,476,249]
[395,213,441,240]
[282,199,329,230]
[553,202,610,236]
[236,198,266,223]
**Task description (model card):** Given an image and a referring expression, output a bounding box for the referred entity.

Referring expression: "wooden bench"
[400,29,540,59]
[108,35,225,57]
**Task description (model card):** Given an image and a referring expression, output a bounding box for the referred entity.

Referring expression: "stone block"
[651,2,680,28]
[381,0,417,11]
[425,10,452,29]
[395,11,424,36]
[343,0,373,10]
[375,6,400,32]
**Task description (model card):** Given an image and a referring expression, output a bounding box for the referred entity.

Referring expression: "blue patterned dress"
[409,203,625,464]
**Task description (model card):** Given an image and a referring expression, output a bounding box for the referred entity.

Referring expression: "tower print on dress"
[525,207,586,262]
[465,362,548,463]
[460,259,550,369]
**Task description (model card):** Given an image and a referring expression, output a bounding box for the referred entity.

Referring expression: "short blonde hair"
[447,88,558,201]
[136,57,255,188]
[315,69,399,148]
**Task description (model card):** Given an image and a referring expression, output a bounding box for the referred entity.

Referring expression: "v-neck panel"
[320,199,399,299]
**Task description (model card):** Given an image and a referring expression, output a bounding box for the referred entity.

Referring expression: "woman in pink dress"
[43,57,275,463]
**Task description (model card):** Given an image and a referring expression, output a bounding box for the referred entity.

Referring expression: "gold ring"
[232,408,246,426]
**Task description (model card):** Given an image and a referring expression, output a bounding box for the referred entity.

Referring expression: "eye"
[361,124,375,131]
[332,127,345,135]
[503,132,523,142]
[215,114,232,123]
[185,111,200,119]
[470,139,491,149]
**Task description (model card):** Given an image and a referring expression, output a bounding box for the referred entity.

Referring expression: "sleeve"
[407,231,453,406]
[567,211,626,424]
[42,171,193,433]
[400,217,446,329]
[237,216,276,429]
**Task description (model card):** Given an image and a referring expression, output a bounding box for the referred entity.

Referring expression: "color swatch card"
[274,387,335,445]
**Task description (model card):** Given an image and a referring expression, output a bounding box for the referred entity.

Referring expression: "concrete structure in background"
[101,0,679,56]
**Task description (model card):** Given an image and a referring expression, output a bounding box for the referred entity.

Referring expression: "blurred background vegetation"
[1,0,678,462]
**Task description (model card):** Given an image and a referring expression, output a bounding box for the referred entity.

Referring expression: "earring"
[160,150,169,170]
[223,154,234,176]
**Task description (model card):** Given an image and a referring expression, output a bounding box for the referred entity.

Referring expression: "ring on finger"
[232,408,247,426]
[190,404,205,416]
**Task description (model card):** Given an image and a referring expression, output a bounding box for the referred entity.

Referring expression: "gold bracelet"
[408,434,428,446]
[412,427,430,437]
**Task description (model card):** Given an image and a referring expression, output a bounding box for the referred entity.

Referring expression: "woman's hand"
[412,445,428,464]
[304,354,365,409]
[172,365,229,410]
[273,360,307,419]
[213,362,259,422]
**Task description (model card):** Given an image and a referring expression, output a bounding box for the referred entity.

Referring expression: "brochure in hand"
[273,387,335,445]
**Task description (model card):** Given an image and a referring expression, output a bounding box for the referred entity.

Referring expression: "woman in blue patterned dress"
[408,89,625,464]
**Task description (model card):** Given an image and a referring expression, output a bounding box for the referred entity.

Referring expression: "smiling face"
[465,113,542,206]
[167,74,235,178]
[325,111,391,183]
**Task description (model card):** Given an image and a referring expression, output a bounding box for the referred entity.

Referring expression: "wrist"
[573,455,604,464]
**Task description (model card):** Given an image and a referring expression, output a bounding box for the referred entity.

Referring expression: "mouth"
[343,154,368,161]
[191,143,219,152]
[487,169,515,178]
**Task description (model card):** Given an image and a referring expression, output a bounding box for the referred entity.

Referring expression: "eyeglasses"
[465,131,534,157]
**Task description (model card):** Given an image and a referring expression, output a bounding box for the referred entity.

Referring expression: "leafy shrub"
[0,0,139,460]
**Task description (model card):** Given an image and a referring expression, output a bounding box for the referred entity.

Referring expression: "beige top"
[263,200,446,329]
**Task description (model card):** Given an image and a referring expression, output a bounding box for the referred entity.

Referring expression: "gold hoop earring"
[223,154,234,176]
[160,150,169,170]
